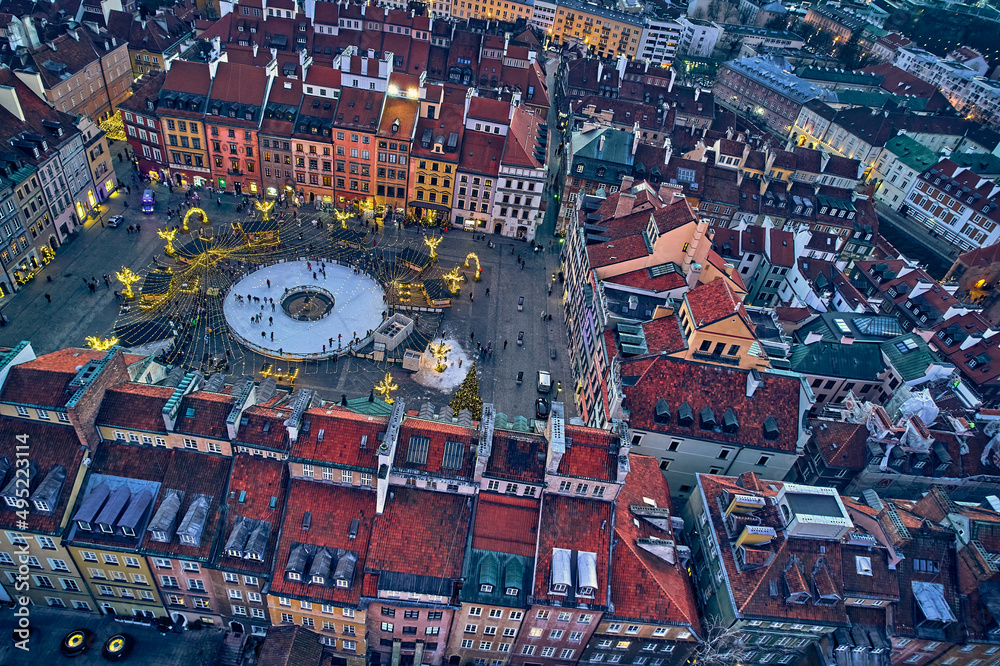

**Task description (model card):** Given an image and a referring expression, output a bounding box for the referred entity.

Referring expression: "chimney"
[544,402,566,474]
[621,175,635,191]
[632,126,640,155]
[668,66,676,93]
[598,133,606,154]
[686,262,702,289]
[0,85,25,122]
[746,368,763,398]
[253,42,258,58]
[376,400,406,515]
[694,88,701,102]
[737,471,763,491]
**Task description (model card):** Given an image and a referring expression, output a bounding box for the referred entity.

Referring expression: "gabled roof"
[685,278,750,328]
[558,425,619,482]
[396,419,476,479]
[0,418,86,534]
[257,625,323,666]
[467,96,510,124]
[472,493,540,557]
[621,356,802,453]
[95,383,173,433]
[458,131,504,176]
[368,487,471,581]
[208,61,268,108]
[214,454,287,575]
[140,449,231,560]
[484,431,547,484]
[610,455,700,629]
[534,494,613,606]
[173,391,234,440]
[790,340,884,380]
[0,348,104,409]
[162,59,212,96]
[289,407,383,470]
[269,480,374,605]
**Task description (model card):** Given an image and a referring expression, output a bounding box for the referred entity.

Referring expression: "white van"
[537,370,552,394]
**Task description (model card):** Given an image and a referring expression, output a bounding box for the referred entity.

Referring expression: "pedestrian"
[270,332,274,341]
[44,293,51,303]
[520,262,524,270]
[458,358,462,368]
[470,331,475,342]
[470,291,474,302]
[262,331,266,339]
[269,316,273,326]
[271,302,275,312]
[267,279,271,288]
[88,283,96,293]
[204,334,209,345]
[485,288,490,296]
[503,339,508,350]
[124,200,129,209]
[136,224,140,233]
[541,310,546,321]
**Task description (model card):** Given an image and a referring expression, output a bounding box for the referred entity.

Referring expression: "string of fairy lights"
[99,205,457,382]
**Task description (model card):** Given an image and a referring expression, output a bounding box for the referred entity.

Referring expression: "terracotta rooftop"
[214,454,288,575]
[610,455,700,629]
[173,391,234,440]
[621,356,802,453]
[394,419,476,480]
[0,418,86,535]
[95,384,174,433]
[558,425,619,482]
[270,480,375,605]
[0,348,104,408]
[484,431,547,484]
[289,407,383,470]
[534,494,613,605]
[472,493,541,558]
[367,487,470,581]
[684,277,750,328]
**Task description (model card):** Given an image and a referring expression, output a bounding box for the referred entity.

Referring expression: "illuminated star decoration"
[255,199,276,221]
[374,372,400,403]
[84,335,119,351]
[463,252,482,280]
[158,227,178,255]
[115,267,141,299]
[424,234,443,261]
[442,266,464,294]
[428,341,452,373]
[334,209,351,229]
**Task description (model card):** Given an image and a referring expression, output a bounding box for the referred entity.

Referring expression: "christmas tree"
[449,363,483,419]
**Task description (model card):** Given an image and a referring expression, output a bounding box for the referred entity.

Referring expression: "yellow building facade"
[266,595,368,665]
[550,3,642,59]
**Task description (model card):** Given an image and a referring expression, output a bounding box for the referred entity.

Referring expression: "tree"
[690,615,752,666]
[449,363,484,419]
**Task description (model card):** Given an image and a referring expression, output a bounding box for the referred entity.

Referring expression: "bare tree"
[690,616,753,666]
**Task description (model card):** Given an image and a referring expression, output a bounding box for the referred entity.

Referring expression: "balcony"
[692,351,742,366]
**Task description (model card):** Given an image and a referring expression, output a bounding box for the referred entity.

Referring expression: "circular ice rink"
[224,260,385,358]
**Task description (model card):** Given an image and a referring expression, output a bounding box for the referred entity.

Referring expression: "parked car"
[107,215,124,228]
[536,397,551,420]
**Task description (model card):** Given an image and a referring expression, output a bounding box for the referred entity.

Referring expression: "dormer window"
[122,526,135,537]
[506,587,519,596]
[481,583,494,593]
[77,521,91,531]
[312,575,325,584]
[32,500,49,512]
[287,571,301,581]
[100,523,113,533]
[552,583,567,593]
[336,579,349,588]
[180,534,196,545]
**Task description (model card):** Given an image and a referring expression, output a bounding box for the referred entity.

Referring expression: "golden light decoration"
[254,199,276,221]
[442,266,464,294]
[158,227,178,255]
[181,206,209,232]
[424,234,443,261]
[115,266,140,299]
[260,364,300,384]
[463,252,482,281]
[428,340,452,373]
[85,335,119,351]
[41,246,55,265]
[374,372,400,403]
[334,209,351,229]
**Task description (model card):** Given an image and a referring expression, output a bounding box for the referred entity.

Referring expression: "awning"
[409,201,451,213]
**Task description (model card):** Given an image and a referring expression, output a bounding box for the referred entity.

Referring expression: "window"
[561,649,575,659]
[469,606,483,616]
[541,647,556,658]
[381,622,393,632]
[856,556,873,576]
[607,623,623,633]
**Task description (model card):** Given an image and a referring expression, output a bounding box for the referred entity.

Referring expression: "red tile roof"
[812,420,869,469]
[368,487,471,580]
[0,348,104,408]
[210,61,268,107]
[234,405,291,452]
[483,431,547,484]
[290,407,383,470]
[139,449,232,560]
[174,391,235,440]
[640,315,687,355]
[769,229,795,268]
[603,267,686,294]
[610,455,700,629]
[95,384,173,433]
[0,418,87,534]
[458,131,505,176]
[162,59,212,96]
[334,88,384,133]
[622,356,802,452]
[379,94,420,138]
[558,426,618,481]
[534,494,613,605]
[269,480,376,605]
[699,474,851,625]
[684,277,750,328]
[214,454,288,574]
[472,493,541,557]
[468,96,511,124]
[394,419,476,480]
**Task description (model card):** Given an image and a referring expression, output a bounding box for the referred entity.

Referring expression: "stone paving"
[0,140,575,421]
